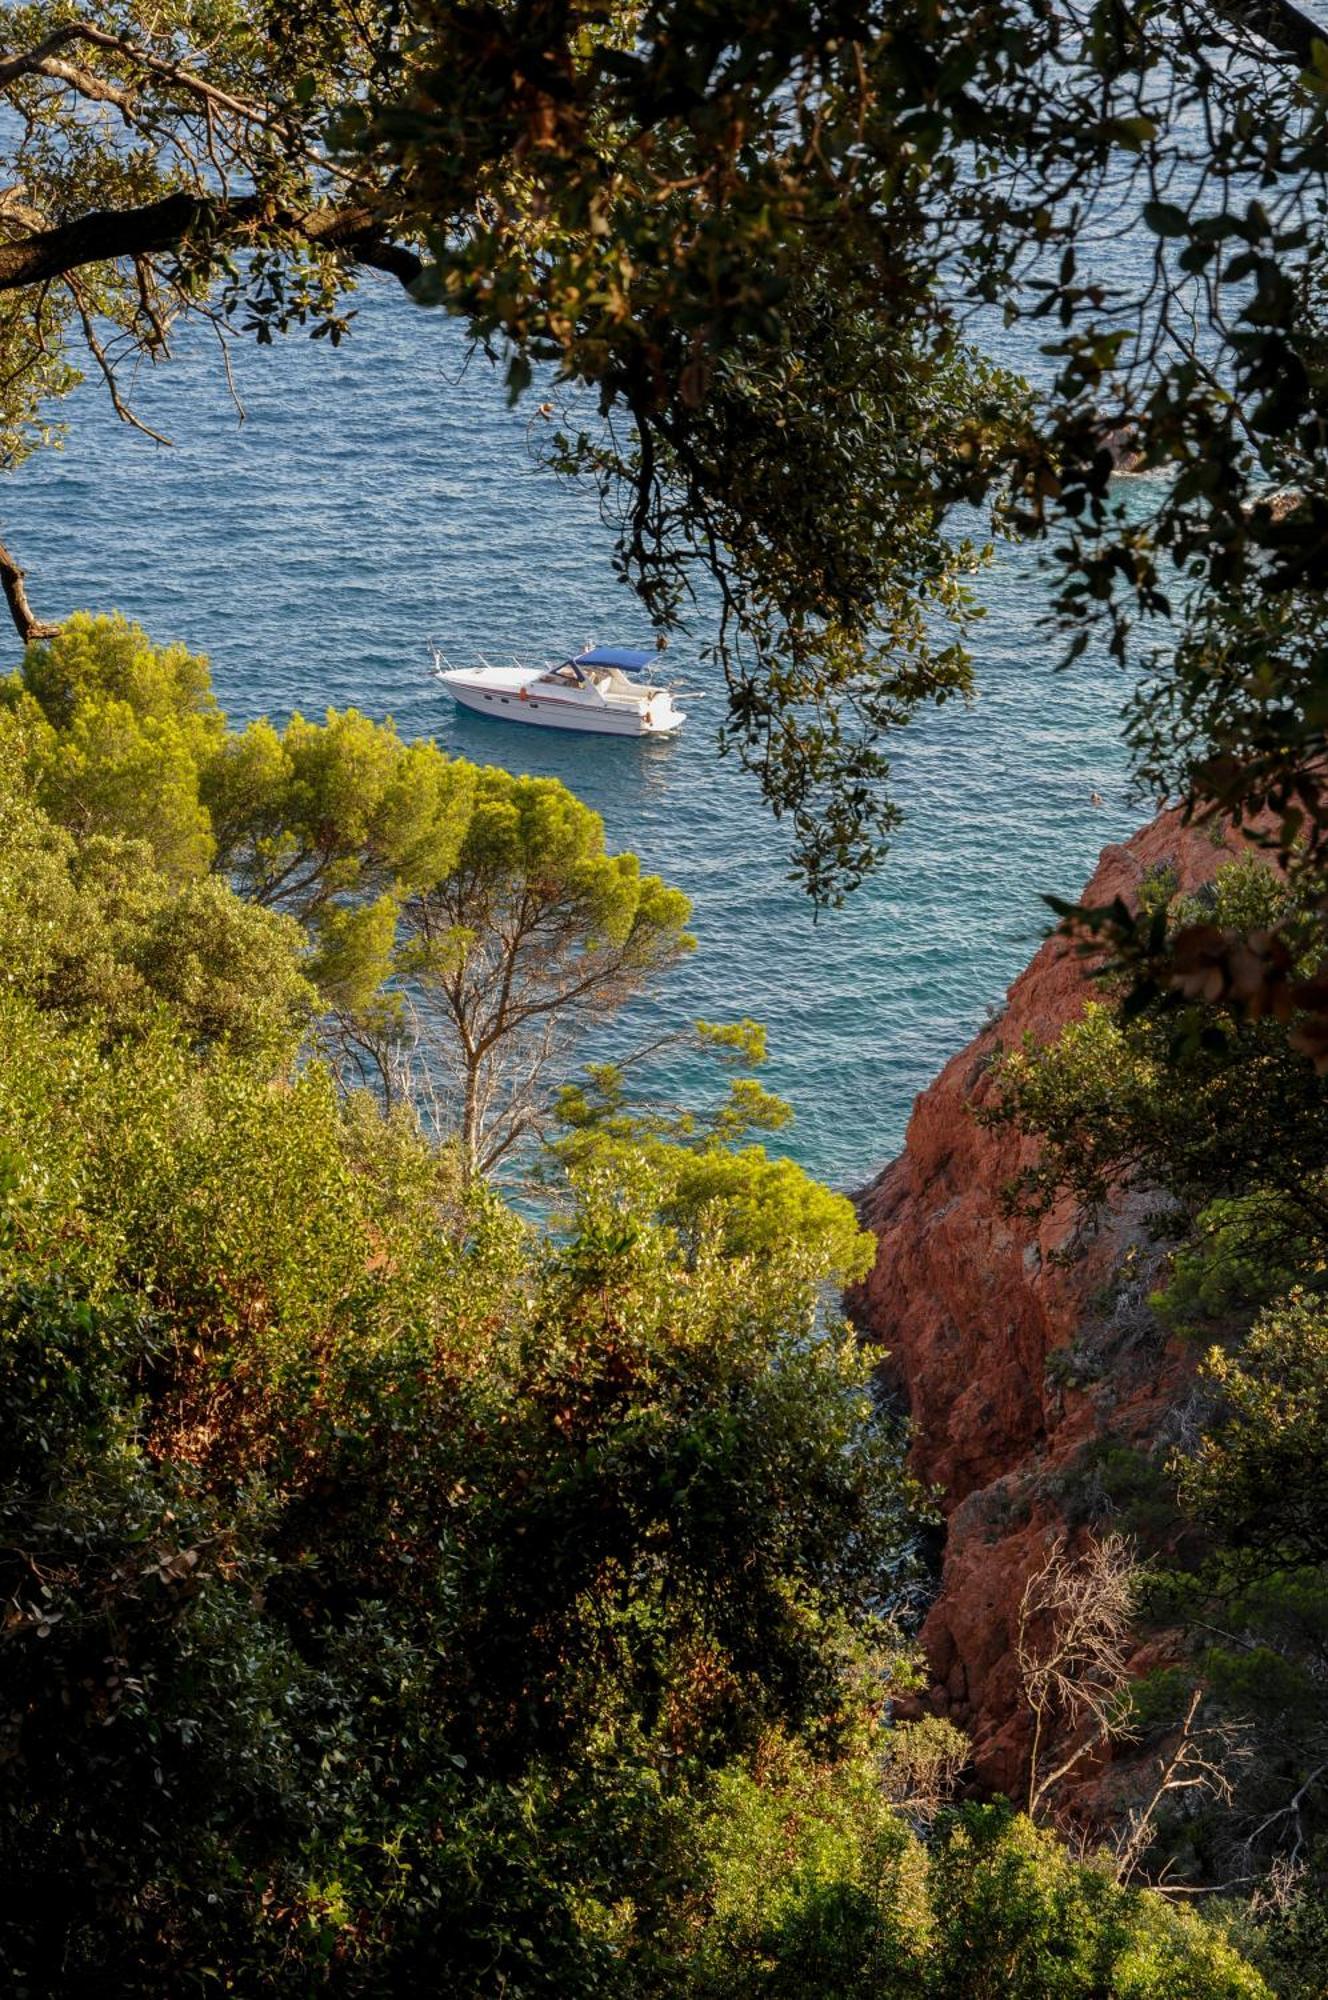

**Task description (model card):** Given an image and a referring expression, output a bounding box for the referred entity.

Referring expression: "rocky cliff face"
[851,808,1246,1809]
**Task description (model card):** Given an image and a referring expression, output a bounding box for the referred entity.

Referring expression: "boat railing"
[428,640,532,678]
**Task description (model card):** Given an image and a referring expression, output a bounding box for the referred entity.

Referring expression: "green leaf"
[1143,200,1190,239]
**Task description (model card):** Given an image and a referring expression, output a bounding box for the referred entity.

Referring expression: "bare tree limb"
[1113,1687,1249,1886]
[0,534,56,645]
[1016,1532,1140,1817]
[1245,1759,1328,1868]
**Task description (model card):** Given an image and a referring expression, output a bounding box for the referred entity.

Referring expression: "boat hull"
[444,678,684,736]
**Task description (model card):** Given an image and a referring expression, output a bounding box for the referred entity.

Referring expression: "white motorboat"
[430,643,687,738]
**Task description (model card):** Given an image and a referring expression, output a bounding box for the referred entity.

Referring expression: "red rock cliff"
[851,807,1247,1807]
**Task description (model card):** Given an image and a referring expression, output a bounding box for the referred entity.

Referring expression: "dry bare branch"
[1244,1760,1328,1871]
[1016,1531,1140,1818]
[1113,1686,1250,1887]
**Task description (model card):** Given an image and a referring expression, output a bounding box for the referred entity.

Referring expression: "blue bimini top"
[571,645,655,672]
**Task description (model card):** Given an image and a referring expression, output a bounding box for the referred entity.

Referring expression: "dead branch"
[1016,1531,1140,1818]
[1113,1686,1249,1886]
[1245,1760,1328,1870]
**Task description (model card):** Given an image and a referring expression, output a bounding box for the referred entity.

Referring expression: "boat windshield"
[537,662,642,696]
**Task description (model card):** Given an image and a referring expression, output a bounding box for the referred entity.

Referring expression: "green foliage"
[208,704,474,914]
[0,748,902,1990]
[15,607,216,732]
[0,0,1026,896]
[4,613,225,875]
[0,1280,307,1989]
[0,689,1275,1994]
[396,765,695,1175]
[1181,1292,1328,1578]
[1055,1440,1181,1551]
[0,719,314,1062]
[1172,861,1295,942]
[553,1040,792,1163]
[924,1806,1265,2000]
[0,1004,917,1990]
[541,265,1011,898]
[7,0,1328,908]
[1151,1195,1316,1336]
[986,864,1328,1255]
[996,859,1328,1911]
[684,1782,1266,2000]
[549,1033,867,1277]
[304,889,399,1017]
[1241,1875,1328,2000]
[684,1732,930,1997]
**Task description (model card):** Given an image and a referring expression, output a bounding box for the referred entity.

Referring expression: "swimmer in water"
[1090,788,1104,808]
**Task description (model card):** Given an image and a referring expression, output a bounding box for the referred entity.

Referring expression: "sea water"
[4,285,1142,1190]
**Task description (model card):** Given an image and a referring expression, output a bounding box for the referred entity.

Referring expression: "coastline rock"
[850,806,1249,1813]
[1095,421,1149,474]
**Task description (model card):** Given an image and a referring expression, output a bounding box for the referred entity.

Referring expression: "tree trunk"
[461,1056,483,1185]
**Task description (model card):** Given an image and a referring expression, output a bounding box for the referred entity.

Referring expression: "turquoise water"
[5,286,1141,1189]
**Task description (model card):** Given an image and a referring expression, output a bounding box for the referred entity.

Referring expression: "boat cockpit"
[537,645,658,703]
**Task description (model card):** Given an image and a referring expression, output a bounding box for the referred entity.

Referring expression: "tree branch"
[68,275,173,445]
[1,47,136,115]
[1216,0,1328,63]
[1,24,267,127]
[0,192,423,294]
[0,534,56,645]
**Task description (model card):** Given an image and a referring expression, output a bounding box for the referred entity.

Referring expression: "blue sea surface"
[5,285,1144,1190]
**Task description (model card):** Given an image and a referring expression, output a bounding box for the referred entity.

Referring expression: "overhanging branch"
[1218,0,1328,62]
[0,535,56,645]
[1,23,285,128]
[0,191,424,294]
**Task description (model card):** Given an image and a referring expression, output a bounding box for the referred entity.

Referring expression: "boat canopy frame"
[569,645,657,674]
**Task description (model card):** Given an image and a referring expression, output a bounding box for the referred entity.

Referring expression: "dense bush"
[684,1773,1264,1999]
[0,626,1272,1993]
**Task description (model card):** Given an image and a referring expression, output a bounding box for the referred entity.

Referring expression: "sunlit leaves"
[1181,1290,1328,1577]
[4,613,225,875]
